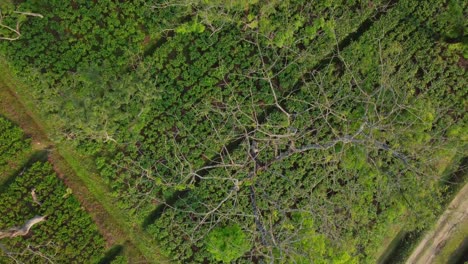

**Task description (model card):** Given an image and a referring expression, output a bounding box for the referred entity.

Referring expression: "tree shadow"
[0,149,49,193]
[97,244,124,264]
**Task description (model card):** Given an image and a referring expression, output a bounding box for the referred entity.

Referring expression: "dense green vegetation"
[0,161,106,263]
[0,117,109,262]
[0,0,467,263]
[0,116,31,178]
[0,117,104,263]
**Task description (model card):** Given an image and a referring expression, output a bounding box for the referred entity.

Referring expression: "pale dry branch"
[0,216,46,239]
[0,10,43,41]
[31,188,41,206]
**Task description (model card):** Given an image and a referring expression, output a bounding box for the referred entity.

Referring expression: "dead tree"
[0,216,46,239]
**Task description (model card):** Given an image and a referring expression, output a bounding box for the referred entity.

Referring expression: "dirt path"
[0,86,51,149]
[0,74,148,262]
[0,83,115,245]
[406,183,468,264]
[1,57,170,263]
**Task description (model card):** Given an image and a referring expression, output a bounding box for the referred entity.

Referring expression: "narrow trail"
[0,82,114,246]
[406,183,468,264]
[0,77,150,262]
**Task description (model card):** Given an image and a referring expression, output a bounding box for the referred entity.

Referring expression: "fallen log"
[0,216,46,239]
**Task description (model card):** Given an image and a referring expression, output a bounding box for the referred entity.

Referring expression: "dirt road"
[406,183,468,264]
[0,72,151,262]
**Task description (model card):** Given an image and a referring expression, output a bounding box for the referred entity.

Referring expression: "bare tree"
[119,24,459,262]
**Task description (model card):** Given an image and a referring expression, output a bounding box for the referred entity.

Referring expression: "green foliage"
[0,162,106,263]
[0,116,30,166]
[0,1,19,40]
[110,255,128,264]
[175,21,206,34]
[439,0,466,39]
[205,224,251,263]
[279,212,357,264]
[0,0,466,263]
[0,0,154,74]
[342,146,367,171]
[0,0,13,11]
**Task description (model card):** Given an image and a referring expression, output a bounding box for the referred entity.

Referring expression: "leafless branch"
[0,216,47,239]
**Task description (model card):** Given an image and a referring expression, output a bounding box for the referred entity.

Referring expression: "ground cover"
[0,0,466,263]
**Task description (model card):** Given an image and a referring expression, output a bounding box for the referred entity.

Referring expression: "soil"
[1,82,118,247]
[406,183,468,264]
